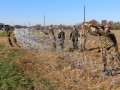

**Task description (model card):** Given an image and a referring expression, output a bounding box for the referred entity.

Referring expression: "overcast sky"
[0,0,120,26]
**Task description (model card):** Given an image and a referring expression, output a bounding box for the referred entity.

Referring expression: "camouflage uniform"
[100,32,120,71]
[70,29,80,50]
[58,31,65,49]
[49,29,56,51]
[79,29,87,51]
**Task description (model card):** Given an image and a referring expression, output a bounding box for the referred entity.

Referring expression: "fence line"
[14,28,120,90]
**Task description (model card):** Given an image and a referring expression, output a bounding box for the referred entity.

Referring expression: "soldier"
[70,27,80,50]
[79,24,88,51]
[58,29,65,50]
[49,26,56,51]
[99,25,120,75]
[5,25,10,35]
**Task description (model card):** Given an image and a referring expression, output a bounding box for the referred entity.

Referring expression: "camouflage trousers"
[59,40,64,49]
[102,46,120,70]
[72,39,78,50]
[51,38,56,51]
[79,36,86,51]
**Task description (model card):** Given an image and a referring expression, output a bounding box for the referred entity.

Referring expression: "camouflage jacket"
[88,28,100,36]
[99,32,117,50]
[70,30,80,40]
[58,31,65,41]
[79,29,87,37]
[49,29,56,41]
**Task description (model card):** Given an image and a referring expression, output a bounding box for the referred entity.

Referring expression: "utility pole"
[83,5,86,50]
[29,21,30,30]
[44,15,45,29]
[83,5,86,61]
[29,21,31,48]
[84,5,86,23]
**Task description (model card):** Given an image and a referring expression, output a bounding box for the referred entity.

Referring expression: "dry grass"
[15,49,120,90]
[111,30,120,35]
[1,31,120,90]
[16,30,120,90]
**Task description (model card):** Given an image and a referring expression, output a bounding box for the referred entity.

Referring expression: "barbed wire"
[14,28,120,89]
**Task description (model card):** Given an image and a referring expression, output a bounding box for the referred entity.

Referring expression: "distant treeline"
[1,20,120,30]
[84,20,120,30]
[31,20,120,30]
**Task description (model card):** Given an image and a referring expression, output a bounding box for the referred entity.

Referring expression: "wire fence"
[14,28,120,90]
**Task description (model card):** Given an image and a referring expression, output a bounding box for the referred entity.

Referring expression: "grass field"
[0,31,55,90]
[111,30,120,35]
[0,45,34,90]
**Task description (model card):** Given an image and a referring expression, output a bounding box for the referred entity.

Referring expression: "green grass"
[0,31,8,37]
[0,45,34,90]
[0,30,13,37]
[0,45,56,90]
[0,30,56,90]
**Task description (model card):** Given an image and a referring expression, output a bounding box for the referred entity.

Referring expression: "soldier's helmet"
[73,28,76,30]
[105,24,110,28]
[71,26,76,30]
[84,22,91,27]
[84,22,88,26]
[59,29,61,32]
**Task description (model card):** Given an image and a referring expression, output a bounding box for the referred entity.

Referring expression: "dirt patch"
[0,37,9,47]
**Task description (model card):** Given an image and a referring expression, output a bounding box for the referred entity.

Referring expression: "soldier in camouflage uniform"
[49,26,56,51]
[99,25,120,75]
[58,29,65,50]
[70,27,80,50]
[79,24,88,51]
[80,23,120,75]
